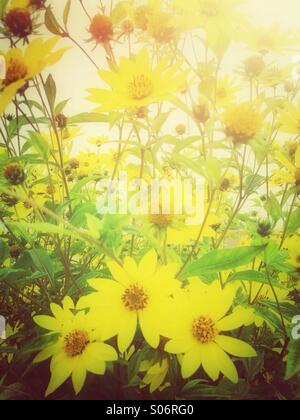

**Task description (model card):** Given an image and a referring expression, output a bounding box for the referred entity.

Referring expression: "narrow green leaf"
[44,74,57,111]
[181,245,266,278]
[285,339,300,380]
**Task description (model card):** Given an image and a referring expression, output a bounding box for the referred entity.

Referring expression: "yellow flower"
[260,65,293,88]
[33,297,117,396]
[78,250,180,352]
[147,211,220,246]
[200,75,241,108]
[163,279,256,382]
[283,236,300,269]
[172,0,245,34]
[146,11,179,44]
[224,102,262,145]
[0,37,68,115]
[272,144,300,186]
[86,49,186,112]
[280,101,300,135]
[140,358,169,393]
[243,23,296,54]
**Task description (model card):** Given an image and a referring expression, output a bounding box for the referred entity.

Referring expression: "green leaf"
[128,347,152,385]
[285,339,300,380]
[63,0,71,28]
[0,238,9,264]
[55,99,70,114]
[181,245,266,278]
[287,208,300,234]
[0,0,8,19]
[27,131,50,160]
[265,193,282,223]
[227,270,278,286]
[44,74,57,111]
[152,112,170,134]
[28,249,54,280]
[45,6,63,36]
[68,113,107,124]
[86,214,102,239]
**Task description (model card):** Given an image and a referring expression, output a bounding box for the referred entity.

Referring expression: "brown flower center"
[148,213,173,227]
[4,58,28,86]
[64,330,90,358]
[192,317,217,344]
[4,8,32,38]
[128,74,153,100]
[122,284,149,311]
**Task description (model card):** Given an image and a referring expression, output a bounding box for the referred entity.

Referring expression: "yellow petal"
[200,343,221,381]
[139,311,160,349]
[181,348,202,378]
[87,342,118,362]
[217,308,253,331]
[33,345,58,364]
[215,335,257,358]
[117,313,137,352]
[107,261,131,286]
[213,345,239,384]
[139,250,157,277]
[72,366,87,395]
[165,338,193,354]
[45,363,73,397]
[34,315,61,332]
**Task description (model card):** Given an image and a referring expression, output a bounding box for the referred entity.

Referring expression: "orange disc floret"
[4,8,32,38]
[224,103,261,145]
[89,14,113,43]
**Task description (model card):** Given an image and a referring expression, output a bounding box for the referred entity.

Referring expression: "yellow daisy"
[172,0,245,34]
[78,250,180,352]
[272,144,300,186]
[283,236,300,270]
[163,279,256,382]
[86,49,186,112]
[224,102,262,145]
[243,23,297,54]
[0,37,68,115]
[280,102,300,135]
[34,297,117,396]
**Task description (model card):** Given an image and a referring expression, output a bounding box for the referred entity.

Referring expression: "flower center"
[148,213,173,227]
[128,74,154,100]
[64,329,90,358]
[192,317,217,344]
[122,283,149,311]
[4,58,28,86]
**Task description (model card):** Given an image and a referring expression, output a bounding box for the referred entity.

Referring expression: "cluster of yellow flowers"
[34,251,256,396]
